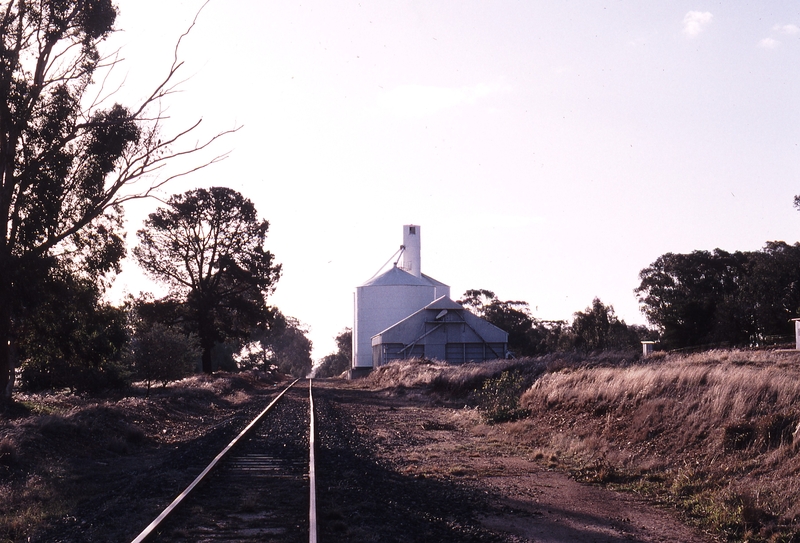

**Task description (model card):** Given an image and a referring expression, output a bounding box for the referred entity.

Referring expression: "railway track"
[131,379,316,543]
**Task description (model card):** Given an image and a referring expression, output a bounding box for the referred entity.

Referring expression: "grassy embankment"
[364,351,800,542]
[0,372,277,542]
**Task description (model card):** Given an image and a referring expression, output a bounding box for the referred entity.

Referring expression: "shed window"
[409,226,416,235]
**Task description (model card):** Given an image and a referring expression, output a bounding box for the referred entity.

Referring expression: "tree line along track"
[131,379,315,543]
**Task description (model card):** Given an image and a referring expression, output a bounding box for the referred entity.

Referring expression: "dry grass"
[517,349,800,541]
[0,371,280,542]
[363,350,800,541]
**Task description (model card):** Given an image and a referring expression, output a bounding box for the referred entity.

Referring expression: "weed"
[0,439,17,466]
[106,436,130,454]
[123,423,145,445]
[475,370,530,423]
[724,423,756,452]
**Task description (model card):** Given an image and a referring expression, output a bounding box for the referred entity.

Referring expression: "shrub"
[128,324,200,394]
[0,438,18,466]
[475,370,530,423]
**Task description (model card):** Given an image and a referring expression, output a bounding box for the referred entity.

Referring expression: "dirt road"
[314,379,715,542]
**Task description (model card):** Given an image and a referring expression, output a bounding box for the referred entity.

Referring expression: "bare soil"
[0,374,716,542]
[316,379,715,543]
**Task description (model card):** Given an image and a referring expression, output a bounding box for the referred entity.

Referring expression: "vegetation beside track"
[0,372,283,543]
[362,350,800,542]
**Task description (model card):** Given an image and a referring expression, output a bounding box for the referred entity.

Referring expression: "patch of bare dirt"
[2,374,717,542]
[329,378,716,543]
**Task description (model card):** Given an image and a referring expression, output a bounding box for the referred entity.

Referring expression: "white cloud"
[759,37,779,49]
[373,83,504,118]
[683,11,713,38]
[773,23,800,35]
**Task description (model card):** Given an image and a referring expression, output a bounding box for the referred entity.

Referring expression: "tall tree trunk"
[201,345,213,374]
[0,283,12,404]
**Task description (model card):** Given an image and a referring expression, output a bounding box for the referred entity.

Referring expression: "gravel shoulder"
[316,378,716,543]
[2,375,717,542]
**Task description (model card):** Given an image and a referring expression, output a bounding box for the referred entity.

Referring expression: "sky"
[104,0,800,359]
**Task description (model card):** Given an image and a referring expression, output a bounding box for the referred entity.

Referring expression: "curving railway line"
[123,379,514,543]
[131,379,316,543]
[26,376,714,543]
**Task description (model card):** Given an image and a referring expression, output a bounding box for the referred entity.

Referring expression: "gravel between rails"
[15,376,715,542]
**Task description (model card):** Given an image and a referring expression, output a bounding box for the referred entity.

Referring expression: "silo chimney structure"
[351,224,449,375]
[400,224,421,278]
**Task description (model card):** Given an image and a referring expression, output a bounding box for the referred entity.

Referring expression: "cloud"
[773,23,800,35]
[374,83,503,118]
[683,11,713,38]
[759,37,779,49]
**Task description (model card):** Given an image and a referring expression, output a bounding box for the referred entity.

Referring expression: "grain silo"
[351,225,450,375]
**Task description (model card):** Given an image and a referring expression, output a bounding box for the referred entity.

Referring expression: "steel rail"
[308,379,317,543]
[130,378,300,543]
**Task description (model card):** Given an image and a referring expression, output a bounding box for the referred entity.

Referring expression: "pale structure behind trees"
[352,225,507,375]
[0,0,233,402]
[352,225,450,373]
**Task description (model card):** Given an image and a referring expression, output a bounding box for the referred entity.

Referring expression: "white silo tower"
[399,225,421,277]
[352,225,449,374]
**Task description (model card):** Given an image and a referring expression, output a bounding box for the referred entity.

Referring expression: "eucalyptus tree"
[0,0,232,401]
[315,328,352,378]
[133,187,281,374]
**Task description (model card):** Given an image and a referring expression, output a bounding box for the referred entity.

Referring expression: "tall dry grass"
[518,349,800,541]
[363,351,637,397]
[523,350,800,421]
[362,350,800,540]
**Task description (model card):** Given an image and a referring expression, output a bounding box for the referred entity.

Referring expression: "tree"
[458,289,497,317]
[634,246,800,349]
[133,187,281,373]
[18,269,129,392]
[128,323,200,395]
[571,297,641,352]
[0,0,233,401]
[259,312,313,378]
[637,250,727,348]
[459,290,540,356]
[315,328,352,378]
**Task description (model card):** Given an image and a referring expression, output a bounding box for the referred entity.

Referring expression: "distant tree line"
[315,329,352,378]
[635,241,800,350]
[14,186,313,396]
[0,0,288,403]
[315,240,800,371]
[314,292,652,370]
[457,289,651,357]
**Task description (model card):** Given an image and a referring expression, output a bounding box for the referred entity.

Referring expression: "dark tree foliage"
[571,298,641,352]
[315,328,352,378]
[134,187,281,373]
[526,319,570,354]
[458,290,540,356]
[461,290,647,356]
[128,323,200,395]
[18,270,128,393]
[458,289,497,316]
[0,0,232,401]
[483,300,538,356]
[741,242,800,341]
[636,243,800,349]
[258,312,312,378]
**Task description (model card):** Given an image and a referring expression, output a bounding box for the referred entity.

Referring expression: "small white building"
[352,225,507,375]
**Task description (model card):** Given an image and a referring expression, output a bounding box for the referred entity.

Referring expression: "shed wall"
[353,283,446,368]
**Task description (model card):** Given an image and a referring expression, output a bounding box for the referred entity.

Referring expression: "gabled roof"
[423,295,464,311]
[372,295,508,344]
[360,265,448,288]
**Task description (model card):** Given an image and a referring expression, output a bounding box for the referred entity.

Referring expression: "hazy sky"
[105,1,800,358]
